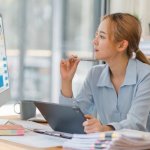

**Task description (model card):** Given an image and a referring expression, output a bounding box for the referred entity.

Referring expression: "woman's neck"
[108,56,129,79]
[107,56,129,94]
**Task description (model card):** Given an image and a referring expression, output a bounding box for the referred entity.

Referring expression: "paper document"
[63,129,150,150]
[9,119,53,131]
[0,119,8,125]
[118,129,150,139]
[0,131,66,148]
[0,119,67,148]
[109,135,150,150]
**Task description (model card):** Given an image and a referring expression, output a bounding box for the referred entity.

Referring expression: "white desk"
[0,115,63,150]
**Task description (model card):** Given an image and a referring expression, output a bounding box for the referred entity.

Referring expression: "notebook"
[0,124,24,136]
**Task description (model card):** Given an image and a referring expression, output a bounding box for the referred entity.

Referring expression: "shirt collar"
[97,65,113,88]
[122,59,137,86]
[97,59,137,87]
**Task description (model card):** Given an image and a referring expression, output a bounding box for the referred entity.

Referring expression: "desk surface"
[0,115,63,150]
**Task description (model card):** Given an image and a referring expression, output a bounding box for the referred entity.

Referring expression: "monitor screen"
[0,14,10,107]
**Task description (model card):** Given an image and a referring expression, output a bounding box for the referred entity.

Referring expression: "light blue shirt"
[59,58,150,131]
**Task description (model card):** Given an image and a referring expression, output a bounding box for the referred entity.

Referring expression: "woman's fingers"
[83,120,102,133]
[83,115,103,133]
[84,114,94,119]
[60,59,68,70]
[69,55,78,63]
[60,56,80,80]
[84,124,101,133]
[83,118,97,126]
[69,55,78,59]
[66,61,70,70]
[60,59,65,65]
[61,55,79,68]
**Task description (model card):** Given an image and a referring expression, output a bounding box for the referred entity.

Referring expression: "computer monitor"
[0,14,10,107]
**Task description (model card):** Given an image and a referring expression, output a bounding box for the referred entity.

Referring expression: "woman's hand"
[60,55,80,81]
[83,114,114,133]
[60,55,80,98]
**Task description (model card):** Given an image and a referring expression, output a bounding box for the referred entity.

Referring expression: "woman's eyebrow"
[99,31,106,34]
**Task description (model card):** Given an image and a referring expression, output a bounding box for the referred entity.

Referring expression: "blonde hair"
[102,13,150,65]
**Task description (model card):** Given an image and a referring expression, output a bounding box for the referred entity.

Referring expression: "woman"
[59,13,150,133]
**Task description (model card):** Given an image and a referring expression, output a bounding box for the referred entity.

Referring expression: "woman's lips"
[95,49,99,52]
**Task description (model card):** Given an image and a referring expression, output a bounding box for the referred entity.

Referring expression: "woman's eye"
[100,35,105,39]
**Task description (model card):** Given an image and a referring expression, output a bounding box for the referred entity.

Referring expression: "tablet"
[33,101,86,134]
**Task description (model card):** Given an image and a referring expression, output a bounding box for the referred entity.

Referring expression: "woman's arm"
[59,65,95,115]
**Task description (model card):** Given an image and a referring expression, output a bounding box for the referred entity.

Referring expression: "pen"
[69,56,98,62]
[80,58,98,62]
[33,129,72,139]
[33,129,60,137]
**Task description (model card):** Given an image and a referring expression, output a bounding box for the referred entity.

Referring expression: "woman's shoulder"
[85,64,107,83]
[90,64,107,75]
[136,59,150,72]
[136,59,150,79]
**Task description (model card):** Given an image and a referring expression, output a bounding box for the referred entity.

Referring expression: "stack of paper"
[63,132,116,150]
[104,129,150,150]
[63,129,150,150]
[107,135,150,150]
[0,124,24,136]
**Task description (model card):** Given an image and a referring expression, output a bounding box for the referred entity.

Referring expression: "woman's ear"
[117,40,128,52]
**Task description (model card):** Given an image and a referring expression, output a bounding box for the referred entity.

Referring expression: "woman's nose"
[92,37,98,45]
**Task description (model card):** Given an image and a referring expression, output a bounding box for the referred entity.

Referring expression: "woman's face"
[93,19,119,62]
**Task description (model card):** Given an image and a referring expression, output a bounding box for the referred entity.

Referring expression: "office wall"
[110,0,150,36]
